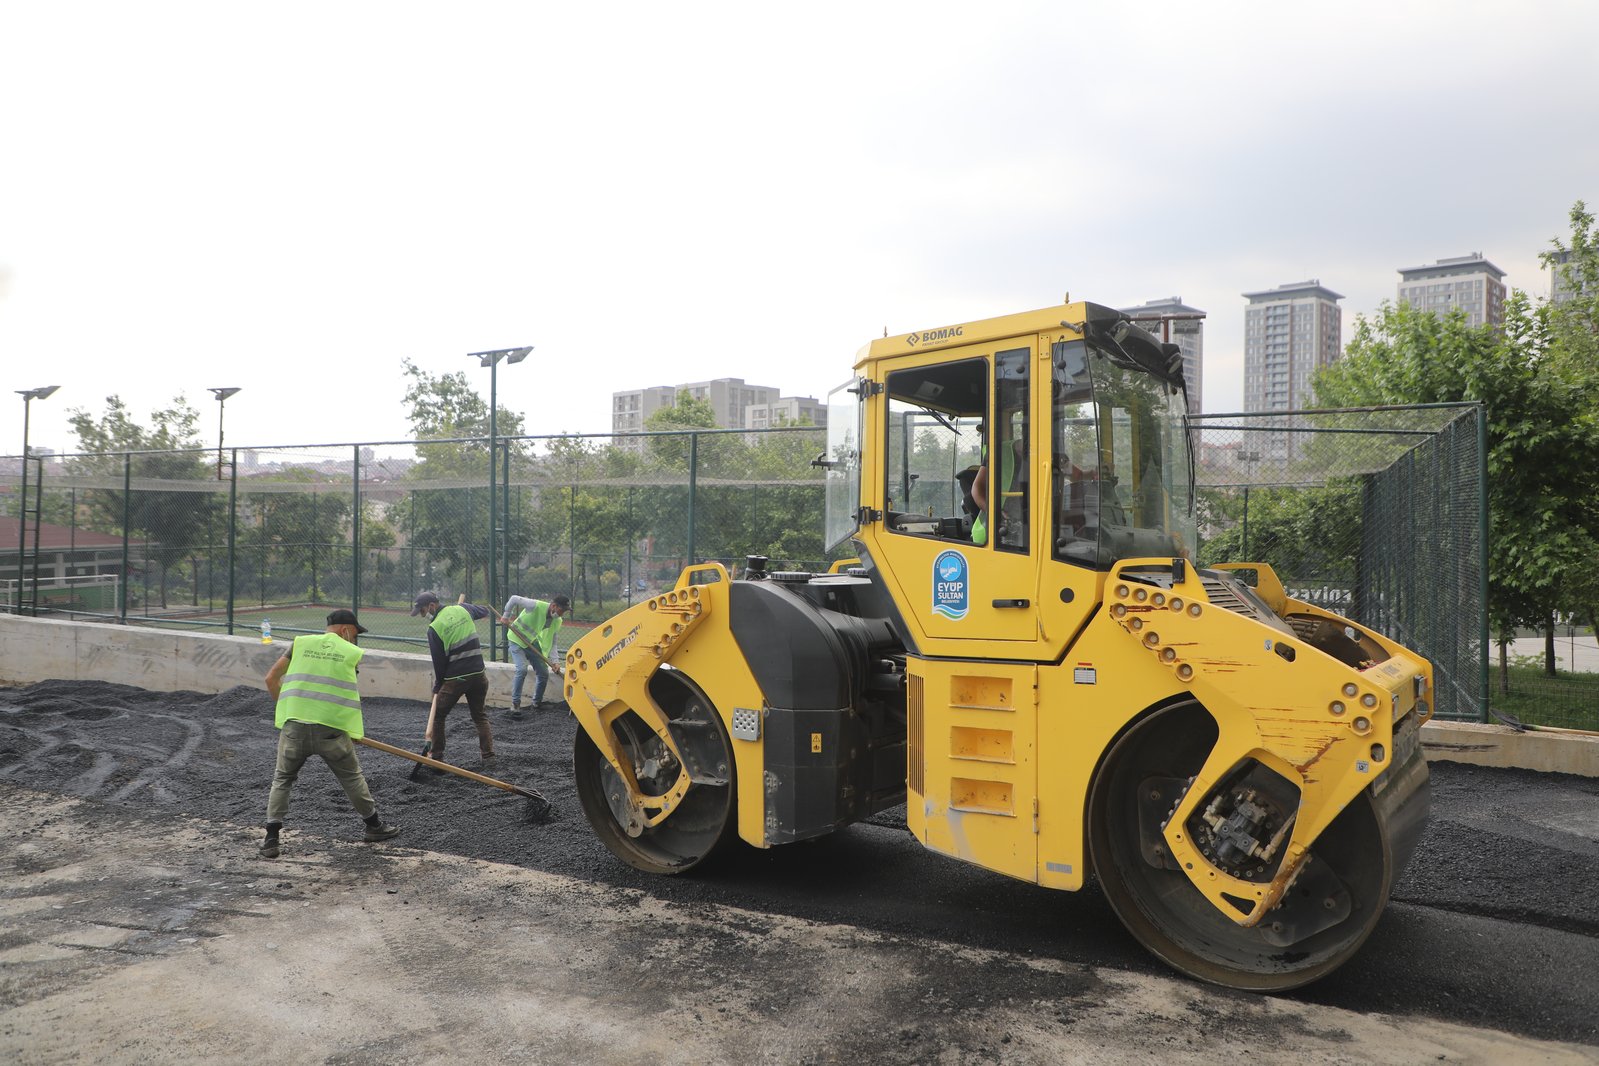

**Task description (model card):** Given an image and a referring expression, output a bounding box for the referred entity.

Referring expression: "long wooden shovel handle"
[354,735,544,801]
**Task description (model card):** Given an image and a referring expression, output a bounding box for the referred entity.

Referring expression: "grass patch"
[114,601,599,660]
[1489,665,1599,732]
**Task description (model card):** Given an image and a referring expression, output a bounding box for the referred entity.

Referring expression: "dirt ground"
[2,679,1598,1064]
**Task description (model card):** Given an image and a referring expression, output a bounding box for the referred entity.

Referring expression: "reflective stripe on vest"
[430,604,485,679]
[275,633,365,738]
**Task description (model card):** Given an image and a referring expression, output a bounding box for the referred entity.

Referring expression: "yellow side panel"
[907,658,1038,882]
[1032,618,1193,891]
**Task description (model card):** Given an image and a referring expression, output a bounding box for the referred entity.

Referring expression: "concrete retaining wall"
[3,614,1595,777]
[1421,720,1599,778]
[0,614,515,703]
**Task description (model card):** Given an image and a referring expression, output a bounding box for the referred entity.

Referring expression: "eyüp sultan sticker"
[932,549,969,620]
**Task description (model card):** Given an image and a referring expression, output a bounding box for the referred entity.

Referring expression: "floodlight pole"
[14,385,60,615]
[469,346,531,657]
[208,388,241,481]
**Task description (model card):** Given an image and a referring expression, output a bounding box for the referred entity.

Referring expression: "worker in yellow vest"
[498,593,571,713]
[259,608,400,859]
[410,591,495,764]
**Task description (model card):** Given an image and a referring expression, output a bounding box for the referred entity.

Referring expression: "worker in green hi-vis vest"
[259,607,401,860]
[498,593,571,714]
[410,591,497,765]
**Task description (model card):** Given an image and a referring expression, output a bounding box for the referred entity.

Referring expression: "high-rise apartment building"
[1119,297,1205,414]
[745,396,825,429]
[1396,253,1506,328]
[677,378,782,429]
[611,377,789,434]
[1242,281,1344,414]
[611,386,678,435]
[1548,249,1593,307]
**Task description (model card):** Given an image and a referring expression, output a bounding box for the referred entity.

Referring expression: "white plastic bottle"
[261,619,273,644]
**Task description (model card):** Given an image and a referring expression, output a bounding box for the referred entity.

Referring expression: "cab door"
[869,342,1040,648]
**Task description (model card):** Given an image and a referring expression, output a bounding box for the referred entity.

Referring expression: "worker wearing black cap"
[411,591,495,765]
[258,607,401,859]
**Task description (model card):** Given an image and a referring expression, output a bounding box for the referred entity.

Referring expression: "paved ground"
[2,680,1598,1063]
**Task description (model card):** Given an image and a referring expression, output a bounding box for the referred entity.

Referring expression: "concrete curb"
[1423,720,1598,778]
[4,614,1595,777]
[0,612,518,704]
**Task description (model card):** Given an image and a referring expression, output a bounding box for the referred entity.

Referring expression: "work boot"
[482,751,497,763]
[509,703,523,716]
[363,822,401,843]
[259,832,281,859]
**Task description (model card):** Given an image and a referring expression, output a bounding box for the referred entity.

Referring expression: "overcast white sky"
[2,1,1596,458]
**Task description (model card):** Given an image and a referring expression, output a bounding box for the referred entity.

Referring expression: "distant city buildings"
[1547,249,1593,306]
[1119,297,1205,415]
[611,386,679,435]
[746,395,826,429]
[1241,281,1343,414]
[1396,253,1506,328]
[612,377,823,434]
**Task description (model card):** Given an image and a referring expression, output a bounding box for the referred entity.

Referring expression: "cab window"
[990,347,1031,554]
[884,359,985,542]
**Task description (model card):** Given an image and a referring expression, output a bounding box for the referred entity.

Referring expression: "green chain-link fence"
[1,426,828,659]
[1192,403,1486,722]
[4,410,1498,722]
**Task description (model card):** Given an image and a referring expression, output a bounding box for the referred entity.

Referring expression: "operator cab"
[823,301,1197,656]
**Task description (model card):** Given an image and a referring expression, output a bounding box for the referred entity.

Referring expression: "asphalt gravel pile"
[2,678,1592,926]
[0,679,602,873]
[2,678,1598,1047]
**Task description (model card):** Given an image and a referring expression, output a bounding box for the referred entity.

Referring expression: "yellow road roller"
[562,299,1431,991]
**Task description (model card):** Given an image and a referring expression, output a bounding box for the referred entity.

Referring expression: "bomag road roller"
[562,299,1432,991]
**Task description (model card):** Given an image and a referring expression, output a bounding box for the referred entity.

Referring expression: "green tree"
[239,470,353,604]
[1314,210,1599,688]
[66,395,219,609]
[396,359,534,601]
[1197,482,1362,591]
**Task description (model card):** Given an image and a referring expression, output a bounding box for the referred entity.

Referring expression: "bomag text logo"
[906,326,964,348]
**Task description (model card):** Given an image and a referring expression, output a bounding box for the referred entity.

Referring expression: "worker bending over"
[499,593,570,713]
[411,591,496,764]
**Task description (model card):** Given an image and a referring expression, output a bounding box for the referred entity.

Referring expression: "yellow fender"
[563,565,724,831]
[1104,560,1430,927]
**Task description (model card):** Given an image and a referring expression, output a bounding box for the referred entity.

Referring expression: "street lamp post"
[207,388,241,481]
[468,346,531,658]
[14,385,60,615]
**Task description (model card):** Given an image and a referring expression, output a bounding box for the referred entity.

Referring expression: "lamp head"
[17,385,59,402]
[208,387,242,401]
[469,346,533,367]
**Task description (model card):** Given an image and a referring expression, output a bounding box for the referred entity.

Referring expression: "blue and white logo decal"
[932,549,970,620]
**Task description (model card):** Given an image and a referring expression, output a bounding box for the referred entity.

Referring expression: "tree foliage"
[1313,202,1599,676]
[66,395,218,608]
[396,359,536,602]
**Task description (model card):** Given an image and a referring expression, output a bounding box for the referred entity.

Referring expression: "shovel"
[355,734,551,821]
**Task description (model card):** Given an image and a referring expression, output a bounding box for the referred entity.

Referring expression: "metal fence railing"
[1192,404,1486,722]
[0,426,829,659]
[3,409,1497,722]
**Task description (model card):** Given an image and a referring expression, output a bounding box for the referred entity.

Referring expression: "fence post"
[352,444,362,614]
[1240,485,1250,559]
[488,434,499,659]
[1476,403,1489,723]
[687,431,698,565]
[500,439,511,662]
[310,490,319,604]
[119,453,131,623]
[226,448,238,635]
